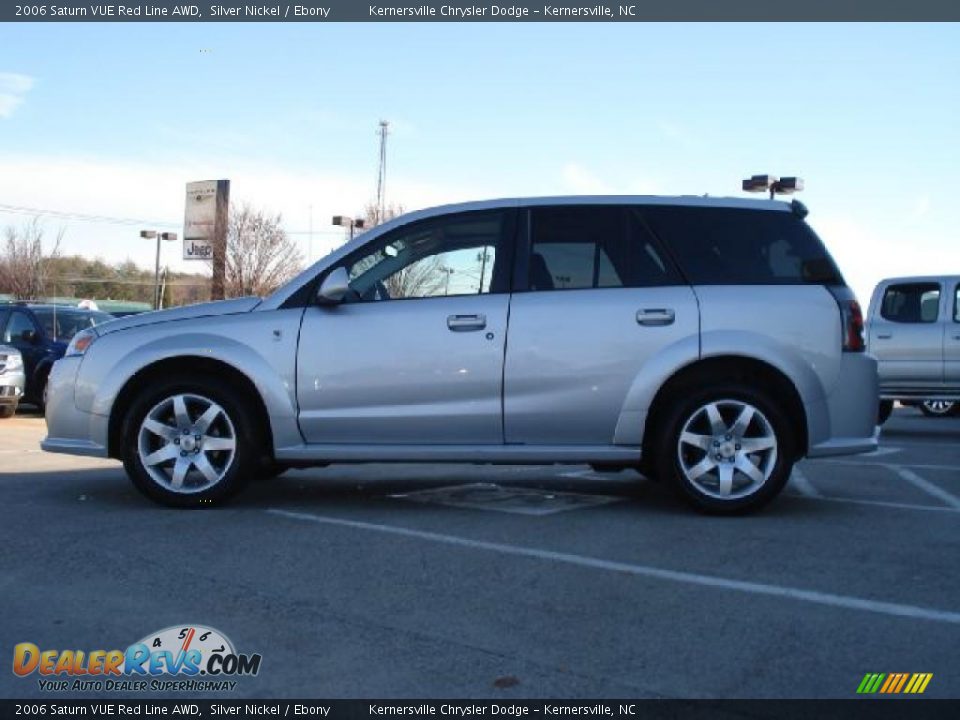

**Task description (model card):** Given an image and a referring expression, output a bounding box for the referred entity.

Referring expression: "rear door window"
[880,283,941,324]
[639,206,844,285]
[527,206,680,291]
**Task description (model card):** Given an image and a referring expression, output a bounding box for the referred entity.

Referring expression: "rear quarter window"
[639,206,844,285]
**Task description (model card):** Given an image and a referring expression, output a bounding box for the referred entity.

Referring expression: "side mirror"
[20,329,38,344]
[317,267,351,305]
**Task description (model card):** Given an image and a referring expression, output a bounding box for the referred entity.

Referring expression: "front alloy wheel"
[138,394,237,494]
[122,376,258,507]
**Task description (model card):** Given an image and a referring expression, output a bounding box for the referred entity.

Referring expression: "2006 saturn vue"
[42,196,878,513]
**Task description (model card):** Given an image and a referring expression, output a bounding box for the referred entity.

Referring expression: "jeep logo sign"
[184,239,213,259]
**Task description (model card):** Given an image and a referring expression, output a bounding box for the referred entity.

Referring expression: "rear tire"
[919,400,957,418]
[655,383,795,515]
[0,405,15,419]
[121,375,260,507]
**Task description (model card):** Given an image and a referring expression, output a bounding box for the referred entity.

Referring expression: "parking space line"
[789,467,821,498]
[785,492,960,515]
[893,467,960,510]
[812,459,958,473]
[266,508,960,625]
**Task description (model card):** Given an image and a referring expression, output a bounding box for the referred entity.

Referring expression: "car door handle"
[636,308,675,326]
[876,333,893,339]
[447,314,486,332]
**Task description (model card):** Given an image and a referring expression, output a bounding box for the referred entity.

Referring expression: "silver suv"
[867,275,960,422]
[42,196,878,513]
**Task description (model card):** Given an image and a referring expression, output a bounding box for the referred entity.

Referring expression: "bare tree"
[362,201,405,229]
[0,218,62,300]
[223,203,303,297]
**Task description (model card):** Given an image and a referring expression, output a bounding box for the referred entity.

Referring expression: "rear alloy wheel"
[919,400,957,418]
[658,386,794,514]
[122,377,258,507]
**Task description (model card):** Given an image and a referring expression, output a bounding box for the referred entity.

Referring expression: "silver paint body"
[867,275,960,401]
[42,195,878,464]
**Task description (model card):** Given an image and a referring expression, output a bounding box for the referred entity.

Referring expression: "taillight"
[827,286,865,352]
[841,299,865,352]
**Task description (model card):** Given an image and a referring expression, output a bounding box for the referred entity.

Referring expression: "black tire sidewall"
[878,400,894,425]
[121,375,258,507]
[656,383,796,515]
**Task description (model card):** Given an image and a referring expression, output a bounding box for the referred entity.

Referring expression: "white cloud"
[0,72,35,118]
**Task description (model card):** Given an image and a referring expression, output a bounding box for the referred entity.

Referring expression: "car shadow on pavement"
[6,465,827,519]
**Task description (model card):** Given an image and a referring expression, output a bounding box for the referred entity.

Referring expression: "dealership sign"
[183,179,229,260]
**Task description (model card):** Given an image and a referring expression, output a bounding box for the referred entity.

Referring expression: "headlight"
[1,352,22,371]
[66,328,98,357]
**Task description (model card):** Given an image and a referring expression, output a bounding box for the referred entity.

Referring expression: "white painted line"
[785,493,960,515]
[789,467,821,498]
[894,467,960,510]
[266,508,960,625]
[812,459,959,473]
[559,469,604,480]
[862,447,902,458]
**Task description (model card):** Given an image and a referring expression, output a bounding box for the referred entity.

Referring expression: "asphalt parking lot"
[1,406,958,699]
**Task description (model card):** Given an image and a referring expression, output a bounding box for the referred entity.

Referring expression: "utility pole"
[376,120,389,223]
[210,180,230,301]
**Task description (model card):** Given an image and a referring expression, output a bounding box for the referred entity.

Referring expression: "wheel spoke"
[739,436,776,453]
[687,456,718,481]
[202,436,235,451]
[172,395,191,429]
[194,404,221,435]
[680,431,713,451]
[143,444,178,466]
[143,417,177,441]
[717,463,734,496]
[735,455,765,485]
[731,406,755,437]
[193,454,220,484]
[704,403,726,435]
[170,457,191,488]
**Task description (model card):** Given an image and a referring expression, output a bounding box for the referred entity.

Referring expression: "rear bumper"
[806,352,879,458]
[41,357,109,458]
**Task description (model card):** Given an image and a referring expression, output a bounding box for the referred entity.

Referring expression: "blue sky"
[0,22,958,302]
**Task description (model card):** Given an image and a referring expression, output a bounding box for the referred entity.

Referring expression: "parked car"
[42,196,877,513]
[866,276,960,424]
[0,304,115,408]
[0,345,25,419]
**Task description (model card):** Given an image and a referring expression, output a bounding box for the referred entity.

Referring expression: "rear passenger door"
[868,281,945,388]
[503,205,699,446]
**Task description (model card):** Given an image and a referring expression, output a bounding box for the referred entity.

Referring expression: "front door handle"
[636,308,675,326]
[876,333,893,339]
[447,314,486,332]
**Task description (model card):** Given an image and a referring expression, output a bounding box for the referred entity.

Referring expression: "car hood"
[95,297,262,336]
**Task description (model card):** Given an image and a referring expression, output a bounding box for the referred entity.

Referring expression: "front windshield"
[32,309,114,342]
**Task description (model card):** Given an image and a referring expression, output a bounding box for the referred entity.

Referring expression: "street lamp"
[141,230,178,310]
[742,174,804,200]
[332,215,365,241]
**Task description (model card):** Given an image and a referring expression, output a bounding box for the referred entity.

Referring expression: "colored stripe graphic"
[857,672,933,694]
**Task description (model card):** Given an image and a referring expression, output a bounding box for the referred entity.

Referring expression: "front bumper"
[41,357,109,458]
[806,352,879,458]
[0,375,24,405]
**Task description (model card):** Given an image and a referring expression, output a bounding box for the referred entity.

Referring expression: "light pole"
[141,230,178,310]
[332,215,366,242]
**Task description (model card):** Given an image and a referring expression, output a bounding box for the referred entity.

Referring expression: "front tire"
[121,376,260,507]
[878,400,894,425]
[656,384,795,514]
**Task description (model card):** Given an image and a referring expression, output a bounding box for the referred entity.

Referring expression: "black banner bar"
[5,0,960,22]
[2,700,960,720]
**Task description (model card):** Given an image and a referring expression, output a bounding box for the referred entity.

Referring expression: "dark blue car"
[0,304,114,407]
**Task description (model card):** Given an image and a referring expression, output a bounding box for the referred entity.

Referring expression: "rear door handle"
[636,308,675,326]
[447,314,486,332]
